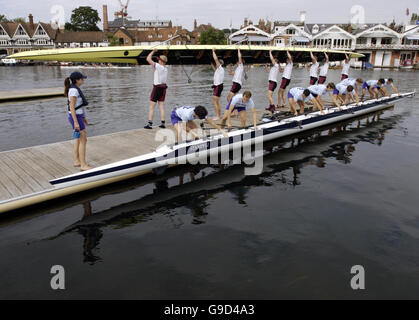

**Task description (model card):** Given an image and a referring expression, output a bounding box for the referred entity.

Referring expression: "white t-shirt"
[282,62,293,79]
[175,106,197,122]
[154,63,168,85]
[383,79,394,88]
[230,94,255,109]
[309,62,319,78]
[232,63,244,85]
[319,63,329,77]
[340,78,357,88]
[68,88,85,115]
[213,65,224,86]
[289,87,313,102]
[335,83,350,95]
[366,80,378,87]
[308,84,328,96]
[269,63,279,82]
[342,61,350,75]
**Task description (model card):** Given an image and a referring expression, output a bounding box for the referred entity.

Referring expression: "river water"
[0,65,418,299]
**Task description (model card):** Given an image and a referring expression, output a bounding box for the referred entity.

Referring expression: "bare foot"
[74,162,81,167]
[213,117,220,121]
[80,165,93,171]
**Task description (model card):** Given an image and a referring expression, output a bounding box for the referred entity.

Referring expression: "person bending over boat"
[144,49,168,129]
[211,48,225,120]
[221,91,258,131]
[266,50,280,113]
[288,87,321,116]
[339,77,363,98]
[341,54,351,80]
[65,71,92,171]
[318,52,329,84]
[308,83,336,111]
[332,84,358,107]
[306,51,319,85]
[171,105,228,142]
[361,79,385,100]
[378,78,400,97]
[227,49,244,103]
[278,51,293,108]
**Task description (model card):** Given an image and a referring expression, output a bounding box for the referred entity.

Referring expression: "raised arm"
[345,53,350,63]
[212,48,221,68]
[210,62,216,72]
[269,50,276,65]
[311,51,317,63]
[238,49,243,65]
[324,52,329,63]
[147,49,157,67]
[287,51,292,62]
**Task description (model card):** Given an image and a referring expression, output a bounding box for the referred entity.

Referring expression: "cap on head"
[158,55,168,63]
[70,71,87,81]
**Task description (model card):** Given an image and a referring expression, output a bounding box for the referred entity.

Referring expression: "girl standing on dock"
[65,71,92,171]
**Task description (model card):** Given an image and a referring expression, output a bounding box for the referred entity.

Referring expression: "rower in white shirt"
[266,50,280,113]
[227,49,244,103]
[341,53,351,80]
[308,83,336,111]
[318,52,329,84]
[288,87,322,116]
[278,51,293,108]
[211,48,225,121]
[307,51,319,85]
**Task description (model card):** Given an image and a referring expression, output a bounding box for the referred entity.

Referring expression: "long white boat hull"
[49,92,415,190]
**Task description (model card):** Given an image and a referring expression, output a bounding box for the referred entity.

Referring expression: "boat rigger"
[0,92,414,214]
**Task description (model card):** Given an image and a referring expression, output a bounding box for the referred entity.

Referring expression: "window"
[0,29,6,36]
[36,28,46,35]
[381,38,392,45]
[17,27,26,36]
[0,40,8,45]
[148,34,152,39]
[286,29,295,35]
[158,34,162,38]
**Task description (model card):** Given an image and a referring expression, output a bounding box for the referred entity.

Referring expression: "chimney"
[103,5,109,31]
[29,14,34,29]
[194,19,197,30]
[299,11,306,24]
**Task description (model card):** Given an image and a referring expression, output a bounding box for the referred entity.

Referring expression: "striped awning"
[231,35,271,42]
[291,36,310,43]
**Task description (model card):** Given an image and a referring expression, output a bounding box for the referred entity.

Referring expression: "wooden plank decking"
[0,87,64,103]
[0,110,266,212]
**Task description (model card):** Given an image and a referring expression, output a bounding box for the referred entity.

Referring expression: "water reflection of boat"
[35,109,403,261]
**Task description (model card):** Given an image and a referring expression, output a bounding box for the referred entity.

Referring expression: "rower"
[171,105,228,142]
[211,48,225,121]
[361,79,385,100]
[227,49,244,103]
[144,49,168,129]
[378,78,401,97]
[308,83,336,112]
[318,52,329,84]
[339,77,363,99]
[221,91,258,131]
[288,87,322,116]
[341,54,351,80]
[278,51,293,108]
[266,50,280,113]
[332,84,357,107]
[307,51,319,85]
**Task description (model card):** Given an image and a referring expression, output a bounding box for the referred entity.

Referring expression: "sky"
[0,0,418,30]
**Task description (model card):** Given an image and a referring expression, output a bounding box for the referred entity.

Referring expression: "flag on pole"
[406,8,410,16]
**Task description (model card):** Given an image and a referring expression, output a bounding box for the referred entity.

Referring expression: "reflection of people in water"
[77,201,103,264]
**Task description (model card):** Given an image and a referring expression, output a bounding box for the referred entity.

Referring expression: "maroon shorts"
[150,84,167,102]
[318,76,327,84]
[341,74,349,81]
[280,77,291,89]
[212,84,224,97]
[268,80,277,92]
[230,82,242,94]
[309,77,318,85]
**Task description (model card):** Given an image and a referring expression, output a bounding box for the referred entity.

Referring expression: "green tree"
[65,6,101,31]
[106,33,119,46]
[411,13,418,24]
[0,14,8,22]
[13,17,26,23]
[199,27,227,45]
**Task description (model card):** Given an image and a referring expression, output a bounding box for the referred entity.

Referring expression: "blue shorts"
[362,82,369,90]
[288,92,294,99]
[68,113,86,131]
[333,89,340,95]
[226,99,246,113]
[171,110,183,125]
